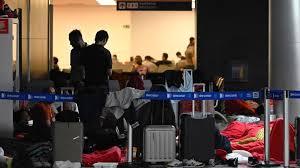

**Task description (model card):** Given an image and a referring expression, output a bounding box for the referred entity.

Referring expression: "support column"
[270,0,300,122]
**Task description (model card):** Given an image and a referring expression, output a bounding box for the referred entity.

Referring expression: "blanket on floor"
[221,118,295,161]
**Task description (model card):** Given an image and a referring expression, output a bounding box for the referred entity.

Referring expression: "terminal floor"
[138,165,297,168]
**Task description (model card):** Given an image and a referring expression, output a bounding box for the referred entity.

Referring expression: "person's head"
[69,29,83,48]
[176,52,182,58]
[145,56,152,61]
[130,57,134,62]
[135,55,143,65]
[53,57,58,65]
[162,53,168,61]
[95,30,109,46]
[113,54,118,61]
[189,37,195,45]
[3,4,10,11]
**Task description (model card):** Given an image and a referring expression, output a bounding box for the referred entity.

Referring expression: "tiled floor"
[113,163,298,168]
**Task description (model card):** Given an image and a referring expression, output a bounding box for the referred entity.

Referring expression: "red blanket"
[82,146,126,167]
[221,119,295,161]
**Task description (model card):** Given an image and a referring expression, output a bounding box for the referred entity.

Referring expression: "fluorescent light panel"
[96,0,116,5]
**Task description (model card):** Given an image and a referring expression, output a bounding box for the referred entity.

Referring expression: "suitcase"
[180,88,215,162]
[143,125,176,163]
[143,100,176,163]
[53,122,84,162]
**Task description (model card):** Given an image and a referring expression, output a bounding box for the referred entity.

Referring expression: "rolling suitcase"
[180,93,215,163]
[143,100,176,163]
[53,122,84,162]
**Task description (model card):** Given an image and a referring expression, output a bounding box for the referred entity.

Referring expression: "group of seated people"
[112,52,195,75]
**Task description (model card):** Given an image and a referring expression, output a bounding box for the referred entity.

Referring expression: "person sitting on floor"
[29,87,56,141]
[13,108,31,137]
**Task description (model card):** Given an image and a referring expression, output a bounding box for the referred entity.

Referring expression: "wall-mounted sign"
[117,0,192,11]
[0,19,8,34]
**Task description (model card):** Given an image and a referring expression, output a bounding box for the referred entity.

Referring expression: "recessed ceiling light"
[192,0,195,8]
[96,0,116,6]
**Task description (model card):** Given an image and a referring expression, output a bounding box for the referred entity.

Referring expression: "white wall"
[131,10,196,61]
[53,5,131,69]
[5,0,17,9]
[53,5,195,69]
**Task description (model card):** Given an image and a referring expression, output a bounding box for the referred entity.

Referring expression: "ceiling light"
[96,0,116,5]
[192,0,195,9]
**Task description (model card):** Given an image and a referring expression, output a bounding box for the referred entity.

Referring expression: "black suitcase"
[180,99,215,163]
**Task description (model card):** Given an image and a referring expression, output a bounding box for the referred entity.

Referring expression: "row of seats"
[108,79,152,92]
[63,64,177,74]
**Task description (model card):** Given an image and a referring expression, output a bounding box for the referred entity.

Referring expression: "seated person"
[29,88,56,141]
[13,108,31,136]
[126,75,145,90]
[175,52,187,70]
[53,57,60,71]
[112,54,122,65]
[156,53,172,66]
[56,102,80,122]
[132,55,149,76]
[143,56,157,72]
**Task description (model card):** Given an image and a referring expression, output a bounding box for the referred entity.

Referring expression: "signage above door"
[117,0,192,11]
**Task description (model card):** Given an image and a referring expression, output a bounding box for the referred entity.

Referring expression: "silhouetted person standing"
[78,30,112,138]
[69,29,87,88]
[81,30,112,90]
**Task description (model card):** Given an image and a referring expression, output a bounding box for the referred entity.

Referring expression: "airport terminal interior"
[0,0,299,167]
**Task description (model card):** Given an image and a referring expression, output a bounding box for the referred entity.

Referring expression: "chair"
[108,80,120,92]
[157,64,175,73]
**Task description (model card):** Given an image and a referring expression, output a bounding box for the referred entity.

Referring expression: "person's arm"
[107,69,112,77]
[106,50,113,76]
[70,49,76,67]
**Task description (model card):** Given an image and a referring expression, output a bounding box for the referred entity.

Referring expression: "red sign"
[0,19,8,34]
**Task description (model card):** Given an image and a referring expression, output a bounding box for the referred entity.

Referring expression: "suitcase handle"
[150,100,165,125]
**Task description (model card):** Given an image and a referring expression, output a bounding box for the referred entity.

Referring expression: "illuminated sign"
[117,0,192,11]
